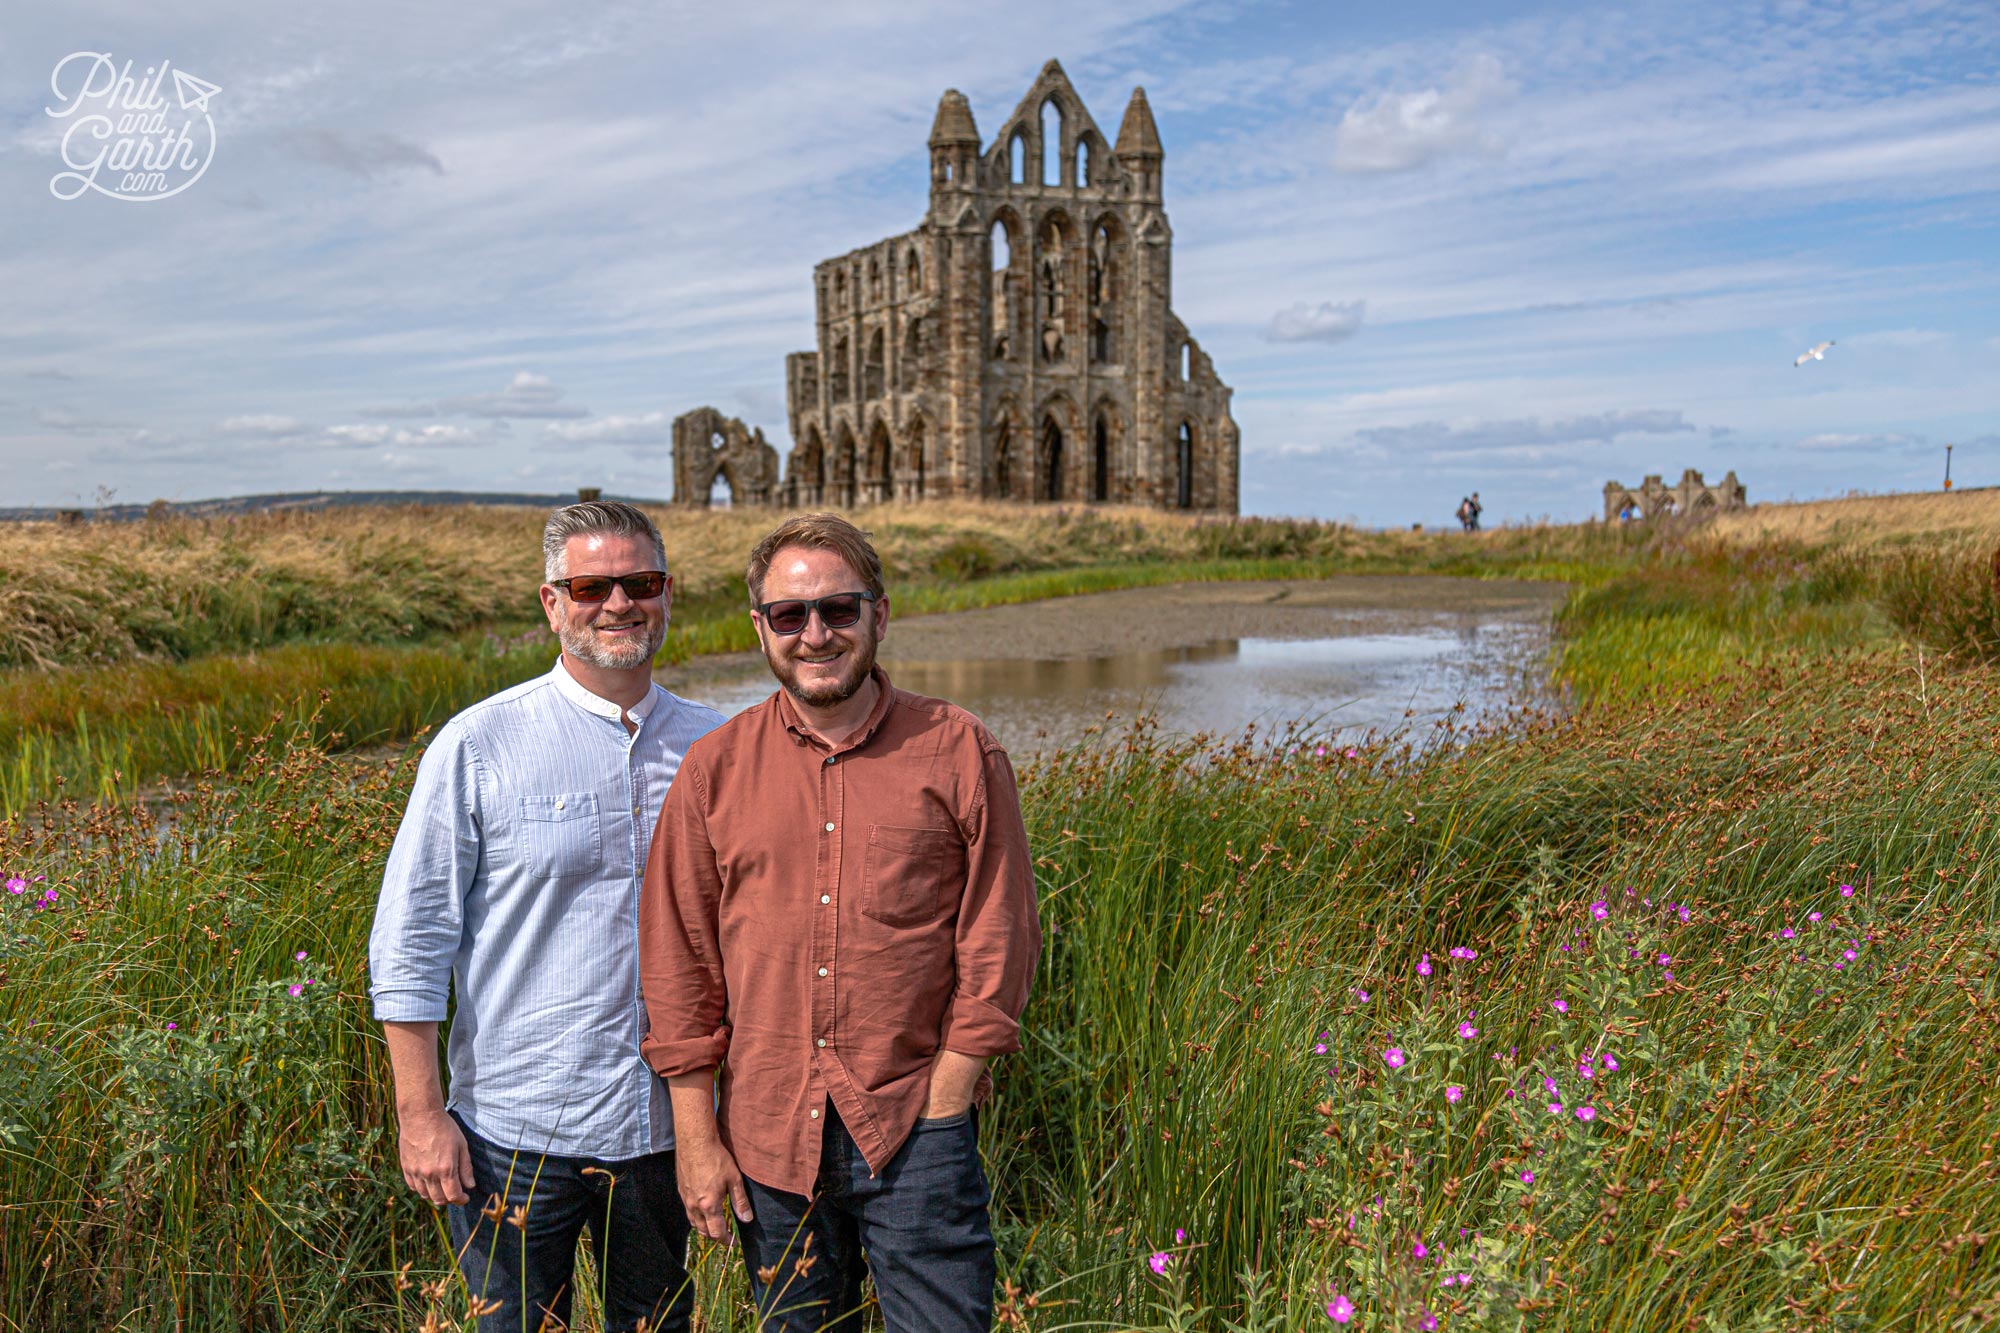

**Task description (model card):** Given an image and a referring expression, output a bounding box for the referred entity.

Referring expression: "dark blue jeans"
[447,1115,693,1333]
[739,1103,995,1332]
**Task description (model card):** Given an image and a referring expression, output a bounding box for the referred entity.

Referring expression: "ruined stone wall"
[779,60,1240,513]
[1603,469,1747,521]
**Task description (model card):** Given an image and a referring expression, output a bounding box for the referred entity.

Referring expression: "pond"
[674,577,1569,754]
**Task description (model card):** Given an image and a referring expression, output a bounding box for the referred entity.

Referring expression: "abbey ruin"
[1603,469,1747,521]
[674,60,1240,513]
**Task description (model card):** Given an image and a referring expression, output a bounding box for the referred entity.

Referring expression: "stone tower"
[780,60,1239,512]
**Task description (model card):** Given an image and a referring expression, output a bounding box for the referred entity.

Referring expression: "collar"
[777,666,896,753]
[551,657,660,726]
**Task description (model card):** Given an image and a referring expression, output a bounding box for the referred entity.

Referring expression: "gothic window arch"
[868,256,882,304]
[1009,131,1027,184]
[864,328,885,400]
[1041,99,1063,186]
[1092,414,1111,502]
[1089,217,1123,365]
[1036,214,1071,364]
[830,334,850,401]
[906,244,922,293]
[1039,416,1065,502]
[1076,137,1091,188]
[1176,422,1195,510]
[994,420,1015,499]
[900,316,924,389]
[989,215,1021,361]
[833,270,846,311]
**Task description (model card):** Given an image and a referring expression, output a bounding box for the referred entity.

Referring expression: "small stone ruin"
[1603,469,1746,521]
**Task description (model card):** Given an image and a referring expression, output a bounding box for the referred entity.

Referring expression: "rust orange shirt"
[638,668,1039,1193]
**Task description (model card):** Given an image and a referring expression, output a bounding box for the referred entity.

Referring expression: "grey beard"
[559,620,665,671]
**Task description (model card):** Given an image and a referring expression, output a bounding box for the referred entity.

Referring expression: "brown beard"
[766,629,878,707]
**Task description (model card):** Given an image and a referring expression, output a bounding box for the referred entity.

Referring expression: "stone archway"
[832,420,858,508]
[671,407,780,506]
[1038,417,1065,502]
[863,418,893,505]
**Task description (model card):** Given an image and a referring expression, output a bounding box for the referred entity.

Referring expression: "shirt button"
[555,799,565,810]
[817,966,829,977]
[816,1037,827,1048]
[824,822,835,833]
[632,805,642,817]
[820,894,831,904]
[825,755,836,765]
[810,1107,821,1119]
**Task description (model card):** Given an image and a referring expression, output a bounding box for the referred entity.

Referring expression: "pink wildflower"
[1457,1020,1478,1040]
[1148,1251,1171,1276]
[1521,1170,1534,1183]
[1417,954,1433,977]
[1445,1085,1463,1103]
[1839,884,1854,897]
[1420,1311,1439,1332]
[1590,900,1609,920]
[1576,1106,1597,1121]
[4,877,24,894]
[1326,1294,1355,1324]
[1175,1228,1187,1243]
[1808,911,1822,922]
[1384,1047,1408,1069]
[1552,998,1568,1014]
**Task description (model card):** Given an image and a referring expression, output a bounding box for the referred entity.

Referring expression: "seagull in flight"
[1794,340,1835,367]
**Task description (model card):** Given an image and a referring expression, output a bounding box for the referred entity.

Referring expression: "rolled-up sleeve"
[639,759,732,1077]
[369,723,482,1022]
[939,742,1040,1058]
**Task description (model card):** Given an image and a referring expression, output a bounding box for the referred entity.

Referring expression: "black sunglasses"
[551,571,668,604]
[757,590,878,636]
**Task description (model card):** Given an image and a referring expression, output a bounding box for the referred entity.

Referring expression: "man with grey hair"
[371,500,722,1332]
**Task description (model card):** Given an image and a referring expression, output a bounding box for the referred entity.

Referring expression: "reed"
[5,565,1996,1330]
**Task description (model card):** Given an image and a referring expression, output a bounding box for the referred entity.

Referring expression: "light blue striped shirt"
[369,660,724,1159]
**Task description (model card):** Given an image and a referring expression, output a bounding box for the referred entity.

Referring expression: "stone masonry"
[1603,469,1747,521]
[767,60,1240,512]
[671,407,782,507]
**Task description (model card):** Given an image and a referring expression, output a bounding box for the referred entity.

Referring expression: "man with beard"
[637,513,1040,1332]
[370,500,721,1333]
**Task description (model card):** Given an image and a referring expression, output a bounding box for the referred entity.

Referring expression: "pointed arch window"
[1010,132,1026,185]
[1093,416,1110,502]
[990,219,1017,361]
[1176,423,1195,510]
[1037,216,1067,364]
[830,334,850,401]
[1089,219,1122,365]
[1077,137,1091,188]
[1041,100,1063,186]
[863,329,885,400]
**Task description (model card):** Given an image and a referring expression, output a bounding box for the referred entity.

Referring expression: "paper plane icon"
[172,69,221,114]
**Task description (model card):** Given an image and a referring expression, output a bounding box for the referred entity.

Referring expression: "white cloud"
[34,407,128,433]
[544,411,673,446]
[440,371,589,420]
[1796,432,1922,452]
[1355,408,1696,458]
[325,422,485,448]
[1266,299,1367,344]
[1333,54,1511,173]
[220,414,311,438]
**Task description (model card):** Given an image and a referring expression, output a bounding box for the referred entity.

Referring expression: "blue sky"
[2,0,1995,524]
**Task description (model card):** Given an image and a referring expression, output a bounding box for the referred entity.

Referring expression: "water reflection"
[695,607,1554,755]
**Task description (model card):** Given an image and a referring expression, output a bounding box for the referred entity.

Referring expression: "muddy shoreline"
[666,575,1567,689]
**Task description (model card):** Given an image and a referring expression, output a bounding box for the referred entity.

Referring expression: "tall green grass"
[6,612,1997,1328]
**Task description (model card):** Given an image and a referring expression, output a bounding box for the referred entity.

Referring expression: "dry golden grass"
[0,502,1314,668]
[1705,485,2000,548]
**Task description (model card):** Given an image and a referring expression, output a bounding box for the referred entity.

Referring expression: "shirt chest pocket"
[862,823,964,927]
[519,792,604,879]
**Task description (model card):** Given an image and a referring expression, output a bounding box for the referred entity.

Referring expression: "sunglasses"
[550,571,669,604]
[756,590,878,636]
